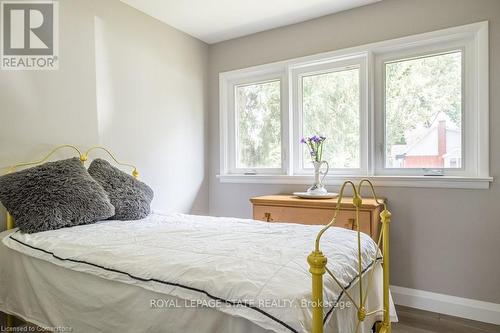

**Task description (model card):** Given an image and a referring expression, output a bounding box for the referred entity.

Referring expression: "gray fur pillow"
[88,159,153,220]
[0,157,115,233]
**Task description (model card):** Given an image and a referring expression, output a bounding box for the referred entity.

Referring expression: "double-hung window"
[219,22,490,188]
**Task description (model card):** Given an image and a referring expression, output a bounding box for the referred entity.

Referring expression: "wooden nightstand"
[250,195,385,241]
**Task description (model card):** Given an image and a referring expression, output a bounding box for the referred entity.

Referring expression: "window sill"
[217,174,493,189]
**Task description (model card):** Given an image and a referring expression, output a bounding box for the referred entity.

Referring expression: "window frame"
[291,55,368,175]
[374,43,471,177]
[220,65,289,175]
[218,21,491,189]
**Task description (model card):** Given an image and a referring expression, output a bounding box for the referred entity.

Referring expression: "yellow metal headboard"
[1,144,139,231]
[1,144,82,175]
[82,146,139,179]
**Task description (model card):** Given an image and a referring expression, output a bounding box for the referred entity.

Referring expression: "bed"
[0,145,396,333]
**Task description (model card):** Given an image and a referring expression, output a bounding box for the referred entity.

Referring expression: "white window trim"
[373,37,475,177]
[218,21,491,189]
[291,55,368,175]
[216,174,492,189]
[219,64,289,175]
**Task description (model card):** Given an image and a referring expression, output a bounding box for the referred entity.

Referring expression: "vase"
[307,161,329,195]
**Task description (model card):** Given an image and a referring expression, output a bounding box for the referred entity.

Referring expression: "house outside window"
[389,112,461,169]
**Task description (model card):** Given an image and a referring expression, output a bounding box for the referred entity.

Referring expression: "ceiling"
[119,0,381,44]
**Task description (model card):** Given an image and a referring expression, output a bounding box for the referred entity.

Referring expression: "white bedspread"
[2,213,382,333]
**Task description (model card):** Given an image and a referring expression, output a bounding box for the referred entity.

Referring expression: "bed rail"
[308,179,391,333]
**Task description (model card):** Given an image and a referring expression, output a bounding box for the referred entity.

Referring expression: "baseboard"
[391,285,500,325]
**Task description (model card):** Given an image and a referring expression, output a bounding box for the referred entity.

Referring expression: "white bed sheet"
[0,215,396,333]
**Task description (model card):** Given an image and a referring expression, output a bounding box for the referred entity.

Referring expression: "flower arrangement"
[301,135,326,162]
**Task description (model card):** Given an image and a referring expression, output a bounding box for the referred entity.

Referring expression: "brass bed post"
[308,181,356,333]
[379,209,392,333]
[5,173,14,328]
[5,313,14,330]
[5,173,15,328]
[307,250,327,333]
[6,211,14,231]
[6,206,14,328]
[5,215,14,329]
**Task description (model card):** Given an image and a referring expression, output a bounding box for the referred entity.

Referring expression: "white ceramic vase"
[307,161,329,195]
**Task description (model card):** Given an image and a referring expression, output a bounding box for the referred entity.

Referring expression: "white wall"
[0,0,209,227]
[208,0,500,304]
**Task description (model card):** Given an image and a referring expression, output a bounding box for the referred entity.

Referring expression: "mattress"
[0,213,396,332]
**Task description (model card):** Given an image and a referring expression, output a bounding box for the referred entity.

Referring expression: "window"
[292,57,367,175]
[373,34,484,178]
[302,68,360,169]
[384,51,463,170]
[220,69,287,175]
[219,22,490,188]
[235,80,281,169]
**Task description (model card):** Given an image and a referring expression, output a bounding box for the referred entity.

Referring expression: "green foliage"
[236,81,281,168]
[302,68,360,168]
[385,52,462,158]
[234,51,462,170]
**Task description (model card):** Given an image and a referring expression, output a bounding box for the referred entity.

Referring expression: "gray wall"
[208,0,500,303]
[0,0,209,225]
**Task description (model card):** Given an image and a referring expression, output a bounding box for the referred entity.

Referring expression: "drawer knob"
[264,212,273,222]
[347,218,356,230]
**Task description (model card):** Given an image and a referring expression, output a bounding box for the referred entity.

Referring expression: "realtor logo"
[1,1,58,70]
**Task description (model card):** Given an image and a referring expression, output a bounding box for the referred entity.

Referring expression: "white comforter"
[2,213,380,333]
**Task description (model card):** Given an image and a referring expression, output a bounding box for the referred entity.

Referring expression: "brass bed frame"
[2,145,392,333]
[308,180,392,333]
[1,145,139,330]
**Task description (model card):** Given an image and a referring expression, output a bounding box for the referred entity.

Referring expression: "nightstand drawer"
[253,204,373,236]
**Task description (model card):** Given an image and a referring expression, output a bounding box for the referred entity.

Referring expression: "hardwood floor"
[392,305,500,333]
[2,306,500,332]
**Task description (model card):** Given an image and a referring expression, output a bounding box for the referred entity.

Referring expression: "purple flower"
[301,134,326,162]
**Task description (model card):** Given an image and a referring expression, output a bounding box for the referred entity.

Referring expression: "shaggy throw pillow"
[0,158,115,233]
[88,159,153,220]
